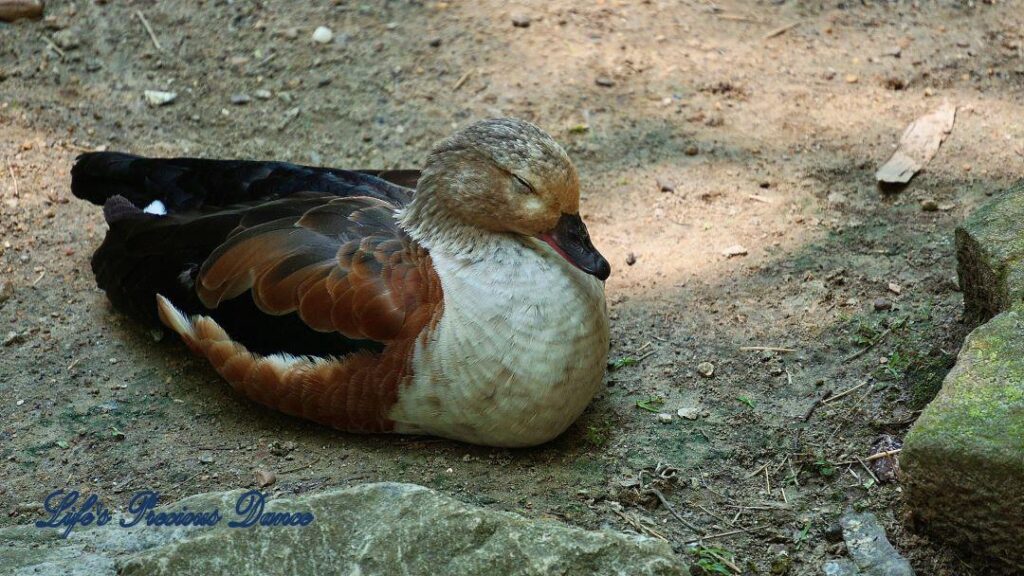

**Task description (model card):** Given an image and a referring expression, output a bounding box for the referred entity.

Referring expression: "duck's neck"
[398,181,519,264]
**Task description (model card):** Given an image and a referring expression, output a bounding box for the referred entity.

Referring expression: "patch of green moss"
[907,309,1024,460]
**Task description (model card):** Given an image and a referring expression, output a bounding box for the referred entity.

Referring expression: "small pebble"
[53,28,81,50]
[311,26,334,44]
[722,244,748,258]
[428,37,442,47]
[626,252,637,266]
[873,298,892,311]
[595,77,616,87]
[657,413,673,424]
[144,90,177,107]
[198,454,214,464]
[845,74,859,84]
[16,399,24,406]
[657,178,675,193]
[230,94,252,105]
[920,199,939,212]
[254,89,272,100]
[676,406,701,420]
[0,280,13,305]
[255,469,277,488]
[3,331,24,347]
[684,144,699,156]
[511,14,531,28]
[697,361,715,378]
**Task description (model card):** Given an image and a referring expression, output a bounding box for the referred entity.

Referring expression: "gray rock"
[902,309,1024,572]
[822,559,861,576]
[52,28,80,50]
[1,483,687,576]
[837,512,913,576]
[955,181,1024,322]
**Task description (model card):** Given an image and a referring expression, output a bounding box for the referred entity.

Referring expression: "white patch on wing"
[143,200,167,215]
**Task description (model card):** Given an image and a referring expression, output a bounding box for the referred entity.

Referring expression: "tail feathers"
[155,295,399,433]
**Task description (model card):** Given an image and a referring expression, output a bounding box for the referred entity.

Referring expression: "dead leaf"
[876,102,957,185]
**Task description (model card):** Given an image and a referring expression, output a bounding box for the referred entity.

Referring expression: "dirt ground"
[2,1,1023,573]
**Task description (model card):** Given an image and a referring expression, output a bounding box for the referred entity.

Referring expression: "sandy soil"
[2,1,1023,573]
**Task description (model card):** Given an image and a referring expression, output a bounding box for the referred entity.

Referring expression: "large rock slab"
[955,181,1024,322]
[902,309,1024,572]
[0,483,687,576]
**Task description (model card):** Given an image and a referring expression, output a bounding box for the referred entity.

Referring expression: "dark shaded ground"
[3,1,1023,573]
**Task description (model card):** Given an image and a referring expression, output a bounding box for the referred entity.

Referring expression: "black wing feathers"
[71,152,417,213]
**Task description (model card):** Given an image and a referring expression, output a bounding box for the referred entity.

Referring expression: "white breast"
[390,237,609,447]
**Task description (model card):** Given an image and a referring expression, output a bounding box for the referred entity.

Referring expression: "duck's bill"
[538,213,611,281]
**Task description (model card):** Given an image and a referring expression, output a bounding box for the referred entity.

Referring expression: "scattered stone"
[920,199,938,212]
[0,484,686,575]
[903,308,1024,572]
[3,331,24,346]
[887,282,902,295]
[832,512,914,576]
[311,26,333,44]
[230,93,251,105]
[872,298,892,311]
[254,469,276,488]
[676,406,702,420]
[684,144,699,156]
[198,454,214,464]
[268,440,296,457]
[511,14,531,28]
[845,74,859,84]
[697,362,715,378]
[626,252,637,266]
[143,90,177,107]
[955,181,1024,322]
[253,89,272,100]
[657,178,675,193]
[428,37,442,47]
[595,76,616,87]
[722,244,748,258]
[0,279,13,305]
[656,413,673,424]
[53,28,81,50]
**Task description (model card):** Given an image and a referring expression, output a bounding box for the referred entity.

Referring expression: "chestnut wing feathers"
[197,196,441,343]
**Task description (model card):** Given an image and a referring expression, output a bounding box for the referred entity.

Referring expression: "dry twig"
[135,10,162,51]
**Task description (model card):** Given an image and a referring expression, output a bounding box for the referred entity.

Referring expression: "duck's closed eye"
[512,174,537,194]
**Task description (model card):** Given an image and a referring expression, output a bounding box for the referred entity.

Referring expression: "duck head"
[405,118,611,281]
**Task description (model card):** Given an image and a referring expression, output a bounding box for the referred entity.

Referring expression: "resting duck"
[72,118,611,447]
